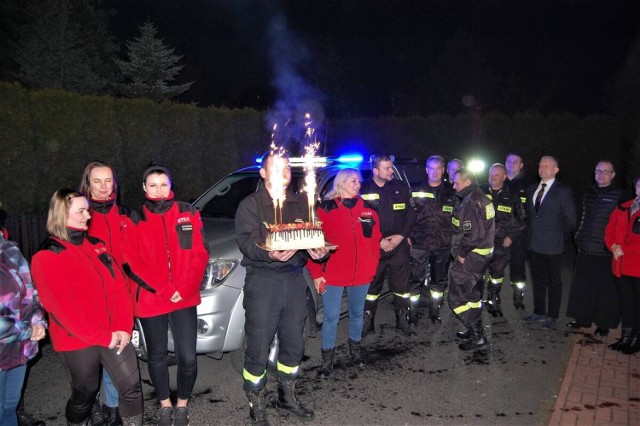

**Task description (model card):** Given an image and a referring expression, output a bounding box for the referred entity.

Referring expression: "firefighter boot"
[408,295,421,326]
[621,331,640,355]
[348,339,365,369]
[246,388,270,426]
[395,306,416,336]
[512,282,526,310]
[361,300,377,338]
[429,295,443,324]
[486,282,503,317]
[276,379,315,421]
[458,321,487,351]
[316,348,335,379]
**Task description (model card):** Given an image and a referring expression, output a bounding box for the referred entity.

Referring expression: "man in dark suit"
[522,155,577,329]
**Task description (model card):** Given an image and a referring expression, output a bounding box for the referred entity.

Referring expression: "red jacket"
[307,197,382,286]
[604,199,640,278]
[122,193,209,318]
[31,232,133,352]
[88,196,132,265]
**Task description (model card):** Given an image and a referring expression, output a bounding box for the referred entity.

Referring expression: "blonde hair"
[325,168,362,199]
[46,189,84,241]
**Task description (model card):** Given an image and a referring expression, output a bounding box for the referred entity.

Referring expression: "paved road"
[24,254,579,425]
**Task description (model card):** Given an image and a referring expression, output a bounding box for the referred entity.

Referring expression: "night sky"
[102,0,640,118]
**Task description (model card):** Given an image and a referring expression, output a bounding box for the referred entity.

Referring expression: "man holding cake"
[235,151,328,426]
[360,155,417,337]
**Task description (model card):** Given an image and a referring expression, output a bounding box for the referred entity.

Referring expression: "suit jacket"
[526,180,577,255]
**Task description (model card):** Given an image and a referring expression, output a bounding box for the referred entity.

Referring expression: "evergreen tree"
[13,0,116,94]
[115,21,193,102]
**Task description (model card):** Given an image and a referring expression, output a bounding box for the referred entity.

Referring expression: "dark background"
[101,0,640,118]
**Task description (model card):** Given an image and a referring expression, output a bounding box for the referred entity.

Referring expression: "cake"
[264,220,325,250]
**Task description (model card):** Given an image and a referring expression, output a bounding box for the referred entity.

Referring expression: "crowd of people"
[0,150,639,426]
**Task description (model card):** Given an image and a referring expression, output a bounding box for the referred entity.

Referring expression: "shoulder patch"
[486,204,495,219]
[39,238,66,254]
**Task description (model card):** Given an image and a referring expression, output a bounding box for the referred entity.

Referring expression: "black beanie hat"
[142,164,172,183]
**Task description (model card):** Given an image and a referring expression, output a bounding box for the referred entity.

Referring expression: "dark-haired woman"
[80,161,132,425]
[122,165,208,426]
[605,176,640,354]
[31,190,143,425]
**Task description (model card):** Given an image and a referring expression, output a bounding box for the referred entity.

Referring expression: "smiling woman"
[30,189,143,425]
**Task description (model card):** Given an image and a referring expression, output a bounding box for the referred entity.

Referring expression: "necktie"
[534,183,546,212]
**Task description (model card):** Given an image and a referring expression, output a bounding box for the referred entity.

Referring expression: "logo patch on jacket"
[463,220,472,231]
[393,203,406,210]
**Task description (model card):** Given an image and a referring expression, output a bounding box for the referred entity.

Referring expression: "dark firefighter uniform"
[409,179,456,324]
[480,183,526,317]
[506,172,533,309]
[449,182,495,349]
[235,187,312,406]
[361,177,416,336]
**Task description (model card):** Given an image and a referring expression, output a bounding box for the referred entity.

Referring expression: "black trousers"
[58,345,142,423]
[242,270,307,391]
[567,252,619,329]
[409,246,451,296]
[617,275,640,329]
[528,251,563,319]
[368,240,412,307]
[448,252,492,327]
[487,244,511,282]
[139,306,198,401]
[508,234,528,283]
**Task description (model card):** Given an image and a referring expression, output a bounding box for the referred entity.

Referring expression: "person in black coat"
[566,160,629,335]
[522,156,577,329]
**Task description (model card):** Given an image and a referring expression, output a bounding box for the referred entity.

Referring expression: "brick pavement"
[549,327,640,426]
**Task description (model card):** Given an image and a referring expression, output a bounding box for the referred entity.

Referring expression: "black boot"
[429,295,443,324]
[609,327,634,351]
[361,301,377,338]
[103,405,122,426]
[348,339,365,369]
[89,395,106,426]
[458,321,487,351]
[246,388,270,426]
[512,283,525,310]
[395,306,416,336]
[276,379,315,421]
[486,282,503,317]
[621,331,640,355]
[456,329,470,339]
[316,348,335,379]
[408,295,421,326]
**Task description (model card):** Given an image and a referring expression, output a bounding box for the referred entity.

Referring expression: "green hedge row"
[0,81,627,215]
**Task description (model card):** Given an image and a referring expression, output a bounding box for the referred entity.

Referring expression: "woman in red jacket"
[307,168,382,379]
[122,164,209,426]
[605,176,640,354]
[31,189,143,425]
[80,161,131,425]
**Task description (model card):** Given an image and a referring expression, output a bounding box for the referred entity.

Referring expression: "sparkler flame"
[302,114,320,224]
[268,125,287,224]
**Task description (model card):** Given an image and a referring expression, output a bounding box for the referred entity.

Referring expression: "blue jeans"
[0,364,27,426]
[321,284,370,350]
[102,369,119,408]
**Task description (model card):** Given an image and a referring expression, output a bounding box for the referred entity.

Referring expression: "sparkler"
[302,113,320,224]
[269,124,287,224]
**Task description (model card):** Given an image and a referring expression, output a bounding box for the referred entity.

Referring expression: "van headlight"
[200,258,239,290]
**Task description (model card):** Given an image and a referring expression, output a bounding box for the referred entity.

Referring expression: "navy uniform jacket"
[480,183,526,244]
[360,178,416,239]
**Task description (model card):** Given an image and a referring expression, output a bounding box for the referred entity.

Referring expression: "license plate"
[131,330,140,348]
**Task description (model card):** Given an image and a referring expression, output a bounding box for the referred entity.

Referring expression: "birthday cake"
[264,220,325,250]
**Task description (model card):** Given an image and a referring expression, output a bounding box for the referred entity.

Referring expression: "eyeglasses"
[594,169,614,175]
